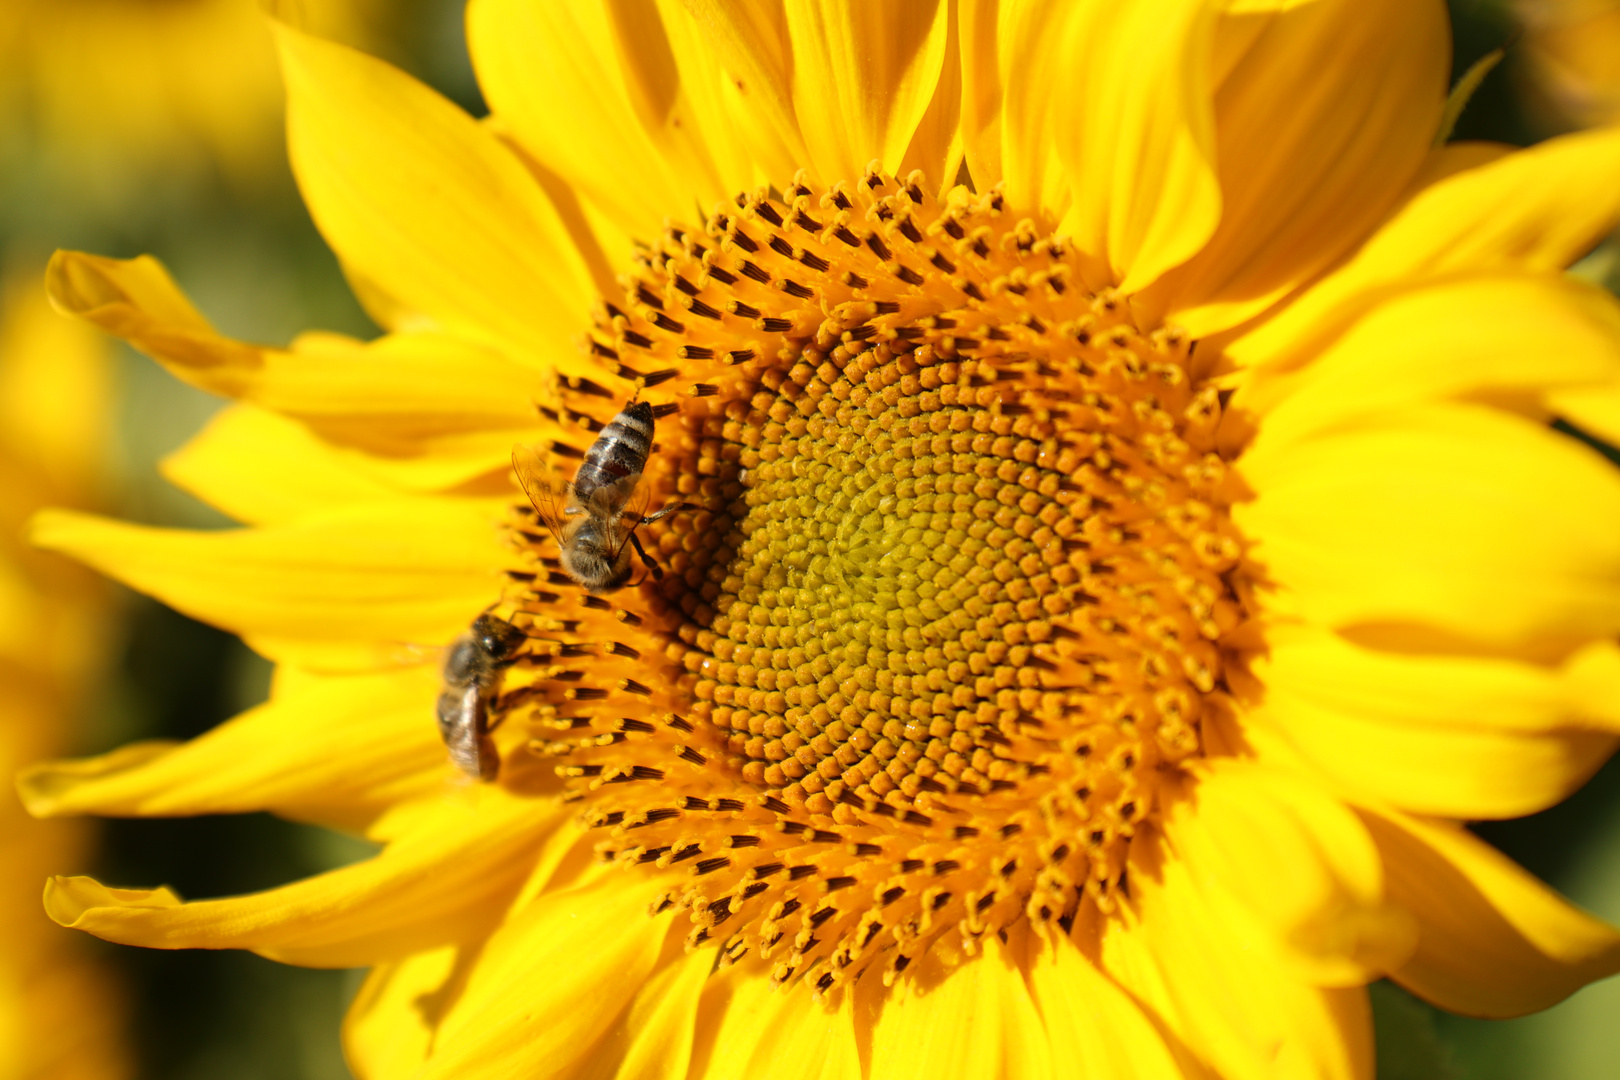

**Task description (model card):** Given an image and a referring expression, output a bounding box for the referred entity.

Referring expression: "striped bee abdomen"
[573,400,654,499]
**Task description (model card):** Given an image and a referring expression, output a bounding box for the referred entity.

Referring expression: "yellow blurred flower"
[0,274,126,1080]
[20,1,1620,1077]
[0,0,381,204]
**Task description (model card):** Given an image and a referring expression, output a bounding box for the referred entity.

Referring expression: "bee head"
[598,551,636,593]
[470,612,525,657]
[561,522,637,594]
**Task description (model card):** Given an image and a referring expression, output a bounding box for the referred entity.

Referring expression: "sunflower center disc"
[501,169,1251,991]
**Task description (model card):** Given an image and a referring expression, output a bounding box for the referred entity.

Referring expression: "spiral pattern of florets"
[482,167,1253,992]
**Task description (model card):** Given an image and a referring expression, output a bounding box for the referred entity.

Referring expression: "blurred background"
[0,1,1616,1078]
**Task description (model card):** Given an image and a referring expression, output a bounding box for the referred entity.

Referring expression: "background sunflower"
[4,1,1619,1078]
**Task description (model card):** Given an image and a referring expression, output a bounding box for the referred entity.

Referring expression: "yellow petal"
[163,399,528,521]
[343,946,463,1080]
[44,249,258,373]
[1232,125,1620,367]
[869,934,1055,1080]
[1157,0,1447,334]
[687,960,860,1080]
[651,0,789,194]
[1167,761,1416,986]
[895,0,961,191]
[1235,273,1620,448]
[419,871,677,1080]
[782,0,952,184]
[994,0,1072,221]
[1101,832,1374,1080]
[45,251,548,454]
[260,330,547,448]
[678,1,813,179]
[1263,626,1620,738]
[1049,0,1222,293]
[1024,939,1192,1079]
[1254,628,1620,818]
[30,501,510,672]
[1257,698,1616,823]
[575,944,712,1080]
[18,665,446,833]
[1236,404,1620,653]
[595,0,743,214]
[468,0,723,245]
[956,0,1002,191]
[44,787,560,967]
[273,20,594,359]
[162,405,402,525]
[1357,806,1620,1018]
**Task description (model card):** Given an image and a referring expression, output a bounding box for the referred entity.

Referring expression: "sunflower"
[0,0,381,205]
[1,275,128,1080]
[20,1,1620,1077]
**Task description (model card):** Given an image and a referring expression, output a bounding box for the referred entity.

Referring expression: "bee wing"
[512,444,571,540]
[614,478,655,556]
[621,478,654,526]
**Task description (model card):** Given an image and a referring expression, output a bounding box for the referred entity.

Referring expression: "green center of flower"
[494,168,1250,991]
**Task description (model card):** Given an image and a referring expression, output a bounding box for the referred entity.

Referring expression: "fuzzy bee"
[513,397,692,593]
[437,613,526,781]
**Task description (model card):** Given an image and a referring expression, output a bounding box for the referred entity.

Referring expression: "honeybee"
[437,613,527,781]
[513,397,692,593]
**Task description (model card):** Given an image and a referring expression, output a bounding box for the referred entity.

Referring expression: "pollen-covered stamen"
[492,167,1253,991]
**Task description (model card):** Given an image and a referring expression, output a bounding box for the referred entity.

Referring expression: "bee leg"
[626,529,665,580]
[491,684,543,719]
[639,501,699,525]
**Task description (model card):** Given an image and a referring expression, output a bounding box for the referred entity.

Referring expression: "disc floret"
[486,167,1251,992]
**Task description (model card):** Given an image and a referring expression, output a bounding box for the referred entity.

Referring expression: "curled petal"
[45,251,547,462]
[1358,806,1620,1018]
[43,787,563,967]
[44,250,257,375]
[18,665,447,833]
